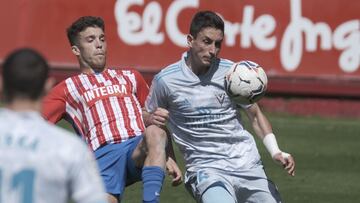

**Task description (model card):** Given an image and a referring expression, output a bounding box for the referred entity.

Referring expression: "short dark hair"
[189,10,224,38]
[2,48,49,102]
[66,16,105,46]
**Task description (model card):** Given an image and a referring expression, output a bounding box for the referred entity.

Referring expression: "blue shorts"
[94,136,143,197]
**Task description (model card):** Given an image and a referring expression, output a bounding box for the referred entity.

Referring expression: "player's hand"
[273,152,295,177]
[166,157,183,186]
[149,107,169,127]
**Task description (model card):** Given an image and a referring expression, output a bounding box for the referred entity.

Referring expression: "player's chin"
[93,62,106,71]
[202,59,212,66]
[94,55,106,63]
[96,58,106,66]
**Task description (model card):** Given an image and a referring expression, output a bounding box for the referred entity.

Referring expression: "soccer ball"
[225,60,268,105]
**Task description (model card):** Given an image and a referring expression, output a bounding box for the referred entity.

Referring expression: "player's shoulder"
[0,108,16,126]
[42,122,80,143]
[56,73,85,90]
[63,72,85,83]
[50,78,68,91]
[43,123,89,153]
[218,58,235,69]
[39,123,94,169]
[154,60,182,82]
[47,75,80,98]
[0,110,84,150]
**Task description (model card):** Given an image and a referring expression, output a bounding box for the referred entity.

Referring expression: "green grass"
[58,113,360,203]
[260,114,360,203]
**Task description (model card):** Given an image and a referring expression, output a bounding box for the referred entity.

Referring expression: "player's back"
[0,109,107,203]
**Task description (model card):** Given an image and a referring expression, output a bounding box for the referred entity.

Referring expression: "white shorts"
[185,166,282,203]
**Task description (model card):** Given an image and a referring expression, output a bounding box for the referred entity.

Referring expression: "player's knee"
[202,185,235,203]
[107,194,119,203]
[145,125,167,150]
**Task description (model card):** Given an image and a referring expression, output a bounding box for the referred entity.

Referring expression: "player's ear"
[44,77,56,95]
[71,45,81,56]
[187,34,194,48]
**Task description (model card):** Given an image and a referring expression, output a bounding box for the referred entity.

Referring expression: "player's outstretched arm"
[244,103,296,176]
[165,128,183,186]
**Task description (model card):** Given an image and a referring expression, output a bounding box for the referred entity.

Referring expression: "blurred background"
[0,0,359,118]
[1,0,359,202]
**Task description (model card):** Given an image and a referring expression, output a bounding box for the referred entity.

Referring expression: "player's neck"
[81,66,106,74]
[185,56,209,76]
[5,99,41,113]
[78,60,106,74]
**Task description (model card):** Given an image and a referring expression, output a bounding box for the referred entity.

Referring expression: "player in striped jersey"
[0,48,107,203]
[146,11,296,203]
[42,16,182,203]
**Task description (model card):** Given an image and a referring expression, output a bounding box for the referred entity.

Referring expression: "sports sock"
[142,166,165,203]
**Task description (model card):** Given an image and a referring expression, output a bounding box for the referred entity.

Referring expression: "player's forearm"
[245,104,285,158]
[165,128,177,162]
[256,113,287,158]
[262,133,282,157]
[254,112,285,158]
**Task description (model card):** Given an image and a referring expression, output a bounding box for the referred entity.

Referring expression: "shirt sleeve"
[133,69,149,107]
[145,73,168,112]
[42,81,67,123]
[69,141,108,203]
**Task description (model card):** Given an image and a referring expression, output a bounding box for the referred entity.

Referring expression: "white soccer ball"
[225,60,268,105]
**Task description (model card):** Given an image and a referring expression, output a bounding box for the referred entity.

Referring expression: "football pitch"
[59,112,360,203]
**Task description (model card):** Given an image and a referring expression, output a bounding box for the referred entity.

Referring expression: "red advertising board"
[0,0,359,96]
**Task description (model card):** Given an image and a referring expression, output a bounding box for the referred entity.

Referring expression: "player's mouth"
[203,56,213,64]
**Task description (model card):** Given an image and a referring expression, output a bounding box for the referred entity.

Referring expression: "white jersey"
[0,109,107,203]
[146,52,262,173]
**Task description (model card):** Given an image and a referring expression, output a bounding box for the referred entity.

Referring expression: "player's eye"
[203,39,212,45]
[86,37,94,43]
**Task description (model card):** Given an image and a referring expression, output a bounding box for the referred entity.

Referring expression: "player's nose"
[95,39,103,49]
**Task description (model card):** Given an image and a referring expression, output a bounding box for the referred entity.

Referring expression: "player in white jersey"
[146,11,296,203]
[0,48,107,203]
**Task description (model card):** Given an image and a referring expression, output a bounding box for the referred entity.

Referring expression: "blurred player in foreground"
[0,48,107,203]
[146,11,295,203]
[42,16,182,203]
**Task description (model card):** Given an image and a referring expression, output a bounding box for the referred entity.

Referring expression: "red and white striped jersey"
[42,68,148,151]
